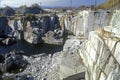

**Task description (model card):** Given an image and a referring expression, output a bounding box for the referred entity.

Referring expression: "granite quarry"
[0,5,120,80]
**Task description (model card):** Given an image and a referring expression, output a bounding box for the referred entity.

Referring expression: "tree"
[2,6,15,16]
[22,3,44,15]
[19,5,27,10]
[31,3,40,8]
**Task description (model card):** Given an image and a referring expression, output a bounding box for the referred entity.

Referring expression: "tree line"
[77,0,120,10]
[0,3,44,16]
[97,0,120,10]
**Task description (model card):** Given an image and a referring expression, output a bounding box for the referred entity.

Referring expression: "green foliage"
[19,5,27,10]
[25,14,36,21]
[31,3,40,8]
[78,5,89,10]
[98,0,120,9]
[23,14,37,27]
[0,6,15,16]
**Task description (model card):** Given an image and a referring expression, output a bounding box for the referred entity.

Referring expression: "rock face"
[77,26,120,80]
[0,17,20,46]
[62,26,120,80]
[0,17,13,36]
[68,10,112,37]
[59,14,73,34]
[24,21,43,44]
[110,10,120,27]
[23,14,61,44]
[62,11,120,80]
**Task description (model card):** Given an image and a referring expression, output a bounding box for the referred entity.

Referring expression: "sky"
[0,0,107,8]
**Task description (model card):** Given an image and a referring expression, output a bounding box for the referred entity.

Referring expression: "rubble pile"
[19,37,86,80]
[22,53,59,80]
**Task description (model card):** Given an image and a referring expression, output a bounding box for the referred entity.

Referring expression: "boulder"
[42,31,63,45]
[4,56,14,72]
[1,38,16,46]
[45,31,54,38]
[3,51,28,73]
[24,26,43,44]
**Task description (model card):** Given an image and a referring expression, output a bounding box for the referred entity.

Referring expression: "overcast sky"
[0,0,107,7]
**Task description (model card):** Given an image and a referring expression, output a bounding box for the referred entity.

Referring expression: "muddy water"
[0,40,63,56]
